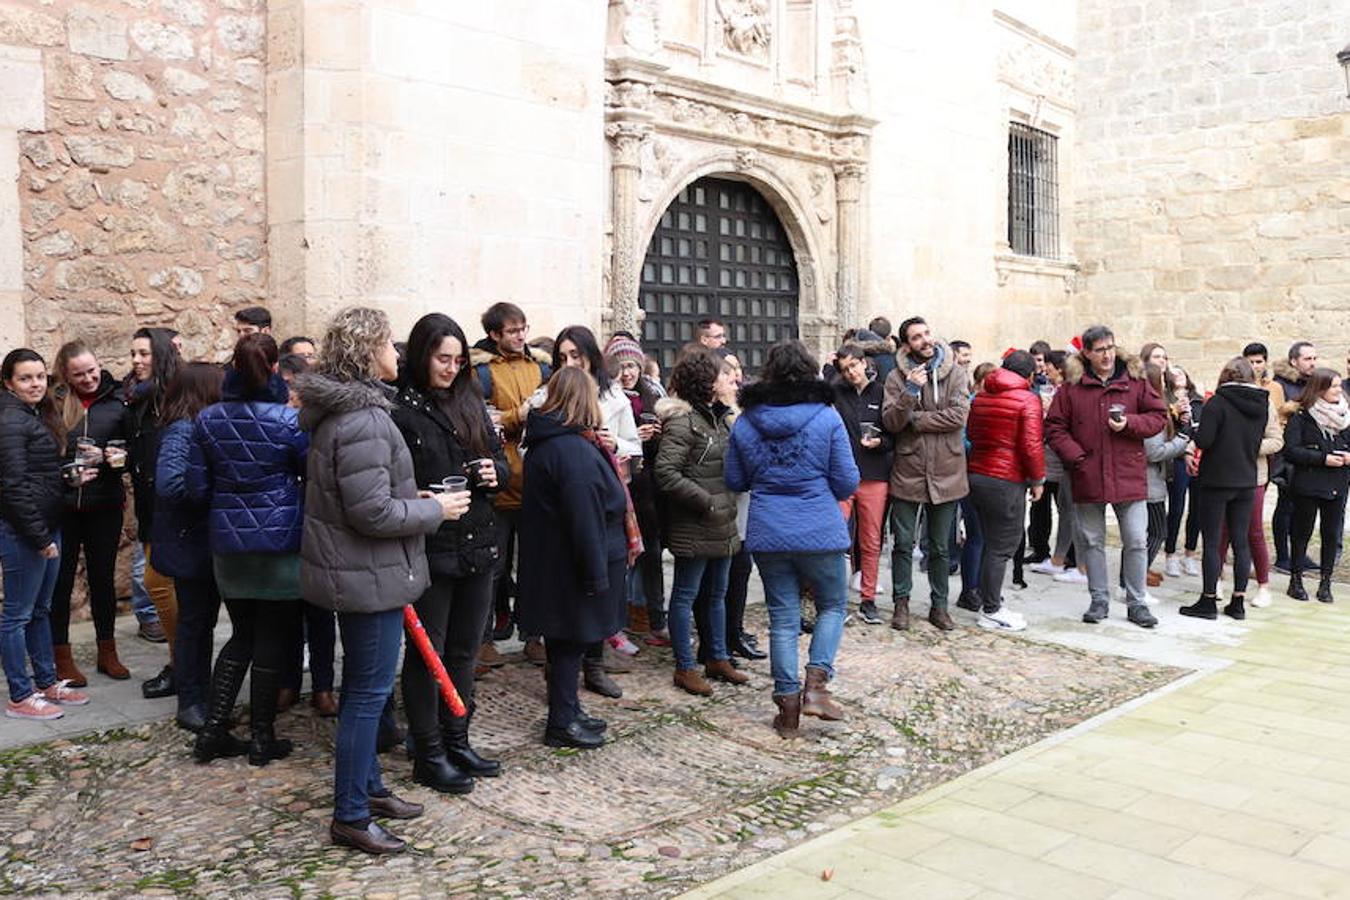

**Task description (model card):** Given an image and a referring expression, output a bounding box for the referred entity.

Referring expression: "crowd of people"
[1,301,1347,855]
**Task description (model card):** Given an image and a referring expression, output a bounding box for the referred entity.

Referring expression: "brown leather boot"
[928,605,955,631]
[311,690,339,717]
[627,605,650,635]
[673,668,713,697]
[54,644,87,687]
[800,664,845,720]
[704,658,749,685]
[96,639,130,680]
[890,597,910,631]
[276,687,299,713]
[773,693,800,738]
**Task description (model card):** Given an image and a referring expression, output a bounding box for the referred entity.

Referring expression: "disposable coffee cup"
[432,475,469,494]
[862,423,882,440]
[465,458,493,487]
[105,439,127,469]
[638,412,659,425]
[1108,403,1126,421]
[62,462,86,487]
[76,437,100,465]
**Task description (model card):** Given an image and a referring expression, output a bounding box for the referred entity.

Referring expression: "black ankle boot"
[1287,572,1309,601]
[1317,577,1334,604]
[194,657,249,763]
[442,707,501,778]
[246,666,293,767]
[1179,594,1218,620]
[1222,595,1246,620]
[411,730,474,794]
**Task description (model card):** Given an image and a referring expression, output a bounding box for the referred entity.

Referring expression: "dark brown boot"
[772,693,800,738]
[799,664,845,721]
[96,639,130,680]
[673,668,713,697]
[704,658,749,685]
[54,644,87,687]
[928,606,955,631]
[890,597,910,631]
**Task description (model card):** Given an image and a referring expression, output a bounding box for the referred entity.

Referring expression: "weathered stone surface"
[162,66,209,95]
[62,169,99,210]
[216,15,264,55]
[148,265,203,299]
[0,3,64,46]
[129,19,194,59]
[67,6,130,60]
[45,53,98,101]
[34,231,80,259]
[65,136,135,169]
[19,136,60,170]
[161,0,207,28]
[102,71,154,103]
[170,104,214,141]
[54,259,137,293]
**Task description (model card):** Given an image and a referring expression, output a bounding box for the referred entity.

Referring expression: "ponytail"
[232,333,279,394]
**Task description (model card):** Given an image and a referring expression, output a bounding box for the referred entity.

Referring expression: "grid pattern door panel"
[640,177,799,375]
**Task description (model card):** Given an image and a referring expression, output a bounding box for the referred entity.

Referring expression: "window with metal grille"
[1007,122,1060,259]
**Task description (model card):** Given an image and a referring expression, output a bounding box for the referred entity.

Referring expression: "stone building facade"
[0,0,1346,379]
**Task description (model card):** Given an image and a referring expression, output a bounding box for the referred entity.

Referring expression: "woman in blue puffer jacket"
[187,335,309,766]
[725,340,859,739]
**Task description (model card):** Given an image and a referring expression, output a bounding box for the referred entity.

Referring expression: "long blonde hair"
[317,307,391,382]
[540,367,601,430]
[52,340,95,432]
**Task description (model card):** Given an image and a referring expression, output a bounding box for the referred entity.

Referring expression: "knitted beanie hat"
[603,333,645,368]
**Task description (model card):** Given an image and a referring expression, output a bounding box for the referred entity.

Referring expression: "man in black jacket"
[1272,340,1318,572]
[832,346,894,624]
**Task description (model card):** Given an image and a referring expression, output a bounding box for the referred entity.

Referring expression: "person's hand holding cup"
[428,475,471,521]
[76,437,103,467]
[861,422,883,449]
[105,439,127,469]
[597,428,618,453]
[467,458,497,489]
[637,412,660,442]
[1107,403,1127,433]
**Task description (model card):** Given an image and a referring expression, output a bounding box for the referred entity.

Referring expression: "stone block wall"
[7,0,266,366]
[1074,0,1350,383]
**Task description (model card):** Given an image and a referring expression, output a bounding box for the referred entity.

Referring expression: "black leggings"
[1200,486,1255,596]
[1145,500,1167,570]
[282,602,337,693]
[49,506,123,644]
[1291,494,1346,577]
[217,598,300,678]
[402,570,493,746]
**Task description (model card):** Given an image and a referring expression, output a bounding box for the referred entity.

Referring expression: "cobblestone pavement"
[0,583,1182,899]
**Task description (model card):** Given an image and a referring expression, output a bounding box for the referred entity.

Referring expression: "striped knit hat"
[603,333,645,368]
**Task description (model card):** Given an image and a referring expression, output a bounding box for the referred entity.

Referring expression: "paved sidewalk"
[682,581,1350,899]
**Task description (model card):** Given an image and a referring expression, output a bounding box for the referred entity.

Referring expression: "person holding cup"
[1,348,91,720]
[831,344,894,626]
[1282,367,1350,604]
[392,313,508,795]
[47,341,132,687]
[297,307,467,855]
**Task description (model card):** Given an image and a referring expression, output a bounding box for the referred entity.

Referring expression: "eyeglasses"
[1088,344,1116,354]
[502,324,529,337]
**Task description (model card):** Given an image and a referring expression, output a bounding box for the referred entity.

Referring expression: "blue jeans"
[129,542,161,626]
[334,608,403,823]
[669,555,731,671]
[753,551,847,696]
[958,496,984,595]
[0,525,61,703]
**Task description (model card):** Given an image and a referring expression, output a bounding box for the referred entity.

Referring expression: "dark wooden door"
[639,177,799,374]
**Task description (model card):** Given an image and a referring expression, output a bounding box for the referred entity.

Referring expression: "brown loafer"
[478,642,506,668]
[890,597,910,631]
[369,792,424,820]
[673,668,714,696]
[311,690,339,718]
[928,606,955,631]
[704,658,749,685]
[330,819,407,854]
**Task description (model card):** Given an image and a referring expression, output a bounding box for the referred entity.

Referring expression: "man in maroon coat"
[1045,325,1168,628]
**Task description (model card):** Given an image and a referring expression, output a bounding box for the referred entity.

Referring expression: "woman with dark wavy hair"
[392,313,508,794]
[726,341,858,738]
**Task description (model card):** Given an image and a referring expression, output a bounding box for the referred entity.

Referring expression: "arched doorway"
[639,177,799,374]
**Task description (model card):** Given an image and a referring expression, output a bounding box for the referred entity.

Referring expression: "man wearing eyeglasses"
[1045,325,1168,628]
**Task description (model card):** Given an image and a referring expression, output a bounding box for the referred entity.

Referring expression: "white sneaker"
[1143,592,1159,607]
[1250,584,1273,608]
[1183,556,1201,576]
[1030,560,1065,576]
[1054,568,1088,584]
[850,570,862,593]
[1165,556,1182,577]
[979,608,1027,632]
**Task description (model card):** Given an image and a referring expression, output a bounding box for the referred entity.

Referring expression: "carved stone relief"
[716,0,772,59]
[998,41,1074,106]
[608,0,661,56]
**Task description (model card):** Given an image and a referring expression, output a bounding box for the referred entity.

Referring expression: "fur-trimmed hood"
[295,373,392,431]
[1271,357,1304,387]
[469,337,552,369]
[1068,348,1143,385]
[653,395,692,421]
[738,379,835,410]
[896,340,955,383]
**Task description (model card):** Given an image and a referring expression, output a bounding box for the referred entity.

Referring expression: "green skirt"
[213,552,301,601]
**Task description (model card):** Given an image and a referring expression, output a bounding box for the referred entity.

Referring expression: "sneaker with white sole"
[1029,560,1065,576]
[5,694,64,720]
[1250,584,1273,608]
[1165,556,1182,577]
[606,632,640,657]
[41,679,90,706]
[1183,556,1201,576]
[1054,568,1088,584]
[979,608,1027,632]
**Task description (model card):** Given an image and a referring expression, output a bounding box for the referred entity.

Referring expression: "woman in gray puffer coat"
[297,307,468,857]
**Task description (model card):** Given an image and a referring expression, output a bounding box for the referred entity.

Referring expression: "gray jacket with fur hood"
[296,373,443,614]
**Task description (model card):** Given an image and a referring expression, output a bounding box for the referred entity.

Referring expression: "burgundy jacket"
[968,368,1046,485]
[1044,353,1168,504]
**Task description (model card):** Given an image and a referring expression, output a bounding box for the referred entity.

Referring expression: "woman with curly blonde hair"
[297,307,470,854]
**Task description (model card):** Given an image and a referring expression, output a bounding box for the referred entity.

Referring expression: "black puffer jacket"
[831,377,894,483]
[1194,383,1268,490]
[0,391,65,550]
[654,396,740,559]
[58,369,126,511]
[1283,410,1350,500]
[123,376,163,541]
[391,384,507,579]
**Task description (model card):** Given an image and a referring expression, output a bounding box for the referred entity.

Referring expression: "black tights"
[1200,486,1255,596]
[402,571,493,746]
[216,598,300,680]
[50,507,123,644]
[1291,494,1345,578]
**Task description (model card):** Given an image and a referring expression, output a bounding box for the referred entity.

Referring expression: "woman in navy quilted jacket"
[725,341,859,738]
[187,334,309,766]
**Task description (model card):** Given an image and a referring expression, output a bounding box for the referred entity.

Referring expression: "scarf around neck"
[582,428,644,567]
[1309,397,1350,437]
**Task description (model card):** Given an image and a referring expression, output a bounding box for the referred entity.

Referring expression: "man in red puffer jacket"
[963,351,1044,631]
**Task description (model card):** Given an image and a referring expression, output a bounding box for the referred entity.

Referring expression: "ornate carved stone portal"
[604,0,875,360]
